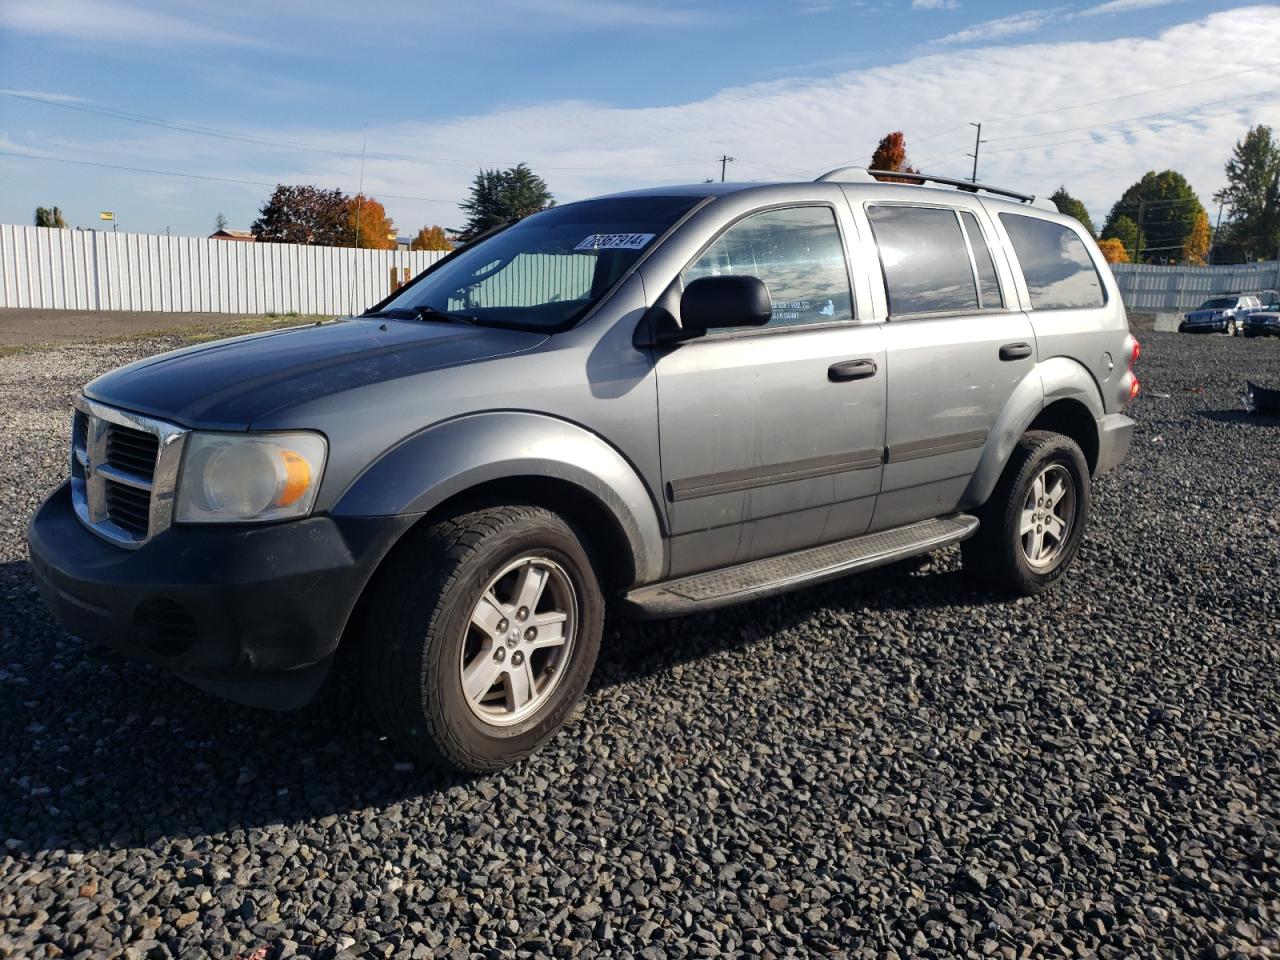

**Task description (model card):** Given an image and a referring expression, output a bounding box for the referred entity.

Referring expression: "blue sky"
[1,0,1277,237]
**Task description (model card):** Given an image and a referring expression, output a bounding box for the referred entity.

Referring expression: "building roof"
[209,229,255,240]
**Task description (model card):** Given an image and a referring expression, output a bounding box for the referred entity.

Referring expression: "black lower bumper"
[27,482,415,709]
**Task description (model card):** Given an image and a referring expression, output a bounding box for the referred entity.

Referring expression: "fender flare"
[961,357,1104,509]
[331,411,666,584]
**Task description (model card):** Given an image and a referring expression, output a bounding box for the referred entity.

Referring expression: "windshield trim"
[366,195,716,335]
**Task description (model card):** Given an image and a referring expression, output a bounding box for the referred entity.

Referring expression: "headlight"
[175,432,327,524]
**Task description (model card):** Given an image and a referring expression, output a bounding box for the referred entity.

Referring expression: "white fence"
[0,225,447,315]
[1112,260,1280,313]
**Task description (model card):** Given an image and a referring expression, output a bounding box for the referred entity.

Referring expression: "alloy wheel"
[1020,464,1077,571]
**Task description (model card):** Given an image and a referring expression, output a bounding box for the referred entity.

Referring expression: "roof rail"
[816,166,1057,211]
[814,166,877,183]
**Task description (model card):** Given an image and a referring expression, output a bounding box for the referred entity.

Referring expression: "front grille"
[105,426,159,479]
[134,598,199,657]
[69,398,186,549]
[104,479,151,536]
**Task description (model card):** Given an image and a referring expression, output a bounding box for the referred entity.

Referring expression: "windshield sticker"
[574,233,655,251]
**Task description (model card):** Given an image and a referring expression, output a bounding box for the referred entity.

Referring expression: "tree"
[1101,170,1205,264]
[869,131,918,182]
[346,194,396,250]
[251,185,349,246]
[1213,124,1280,262]
[458,163,554,240]
[412,225,452,251]
[1050,187,1095,237]
[214,212,228,232]
[34,206,67,228]
[1096,238,1130,264]
[1181,209,1210,265]
[1102,214,1142,262]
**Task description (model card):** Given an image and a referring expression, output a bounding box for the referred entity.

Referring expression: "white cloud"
[0,89,85,103]
[937,0,1181,44]
[4,6,1277,235]
[0,0,269,48]
[913,0,960,9]
[1082,0,1178,15]
[936,7,1065,44]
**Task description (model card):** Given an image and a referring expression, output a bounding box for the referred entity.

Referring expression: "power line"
[0,149,457,202]
[0,90,716,172]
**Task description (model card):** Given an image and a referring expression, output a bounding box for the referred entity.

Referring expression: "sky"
[1,0,1278,238]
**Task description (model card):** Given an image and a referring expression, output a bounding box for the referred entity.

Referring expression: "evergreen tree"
[1050,187,1095,237]
[1212,125,1280,262]
[34,206,67,228]
[458,164,554,240]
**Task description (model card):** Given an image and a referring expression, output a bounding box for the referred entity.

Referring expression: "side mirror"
[679,275,772,334]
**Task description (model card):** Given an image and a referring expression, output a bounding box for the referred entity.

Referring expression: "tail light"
[1126,336,1141,402]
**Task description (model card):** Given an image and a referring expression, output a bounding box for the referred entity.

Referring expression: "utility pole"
[1135,197,1146,264]
[719,155,736,182]
[967,122,986,183]
[1208,199,1225,265]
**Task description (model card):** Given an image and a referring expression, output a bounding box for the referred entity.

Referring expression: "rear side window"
[959,211,1003,309]
[1000,214,1105,310]
[866,205,979,315]
[683,206,853,328]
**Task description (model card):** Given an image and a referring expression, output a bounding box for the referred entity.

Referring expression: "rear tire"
[360,505,604,772]
[962,431,1091,596]
[1226,318,1238,337]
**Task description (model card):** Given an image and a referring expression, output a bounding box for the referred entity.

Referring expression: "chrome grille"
[70,398,187,549]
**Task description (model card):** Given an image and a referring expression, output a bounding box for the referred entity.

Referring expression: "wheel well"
[1028,399,1099,474]
[334,476,638,666]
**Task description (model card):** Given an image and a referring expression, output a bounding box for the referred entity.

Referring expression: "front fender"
[331,411,666,584]
[960,357,1104,510]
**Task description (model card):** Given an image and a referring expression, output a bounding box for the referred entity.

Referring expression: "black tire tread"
[361,504,586,772]
[962,430,1090,596]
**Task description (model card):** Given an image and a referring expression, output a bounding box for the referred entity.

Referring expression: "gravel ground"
[1,330,1278,960]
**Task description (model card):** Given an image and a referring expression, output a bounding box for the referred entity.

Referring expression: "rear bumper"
[27,481,415,709]
[1095,413,1135,476]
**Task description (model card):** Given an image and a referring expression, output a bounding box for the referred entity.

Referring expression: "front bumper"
[1095,413,1135,476]
[28,482,415,709]
[1179,317,1229,333]
[1243,318,1280,336]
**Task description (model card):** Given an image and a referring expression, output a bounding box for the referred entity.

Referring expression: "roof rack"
[815,166,1057,211]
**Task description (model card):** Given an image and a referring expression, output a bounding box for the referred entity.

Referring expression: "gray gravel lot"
[1,330,1278,959]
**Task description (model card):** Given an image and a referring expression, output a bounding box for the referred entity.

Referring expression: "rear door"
[857,201,1036,531]
[652,203,887,577]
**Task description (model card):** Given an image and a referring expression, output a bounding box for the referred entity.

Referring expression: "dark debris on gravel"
[1,331,1278,959]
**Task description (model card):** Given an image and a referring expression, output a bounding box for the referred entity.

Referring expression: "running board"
[622,514,979,619]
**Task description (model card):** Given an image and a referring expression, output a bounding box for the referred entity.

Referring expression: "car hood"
[84,317,549,428]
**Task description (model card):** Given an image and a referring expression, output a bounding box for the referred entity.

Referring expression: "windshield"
[379,196,700,330]
[1199,297,1236,310]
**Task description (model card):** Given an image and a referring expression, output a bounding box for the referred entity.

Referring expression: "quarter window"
[1000,214,1105,310]
[959,211,1004,309]
[683,206,853,328]
[867,205,979,315]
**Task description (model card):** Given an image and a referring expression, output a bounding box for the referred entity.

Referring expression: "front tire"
[360,505,604,772]
[963,431,1091,596]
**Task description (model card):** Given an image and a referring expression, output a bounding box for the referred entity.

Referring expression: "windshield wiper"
[411,304,478,325]
[362,305,478,325]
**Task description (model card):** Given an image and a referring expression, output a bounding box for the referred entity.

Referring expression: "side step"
[621,514,979,619]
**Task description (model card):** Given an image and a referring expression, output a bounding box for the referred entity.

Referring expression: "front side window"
[867,205,979,316]
[682,206,853,328]
[380,196,699,330]
[1000,214,1105,310]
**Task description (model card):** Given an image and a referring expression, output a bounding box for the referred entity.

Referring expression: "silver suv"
[28,169,1138,771]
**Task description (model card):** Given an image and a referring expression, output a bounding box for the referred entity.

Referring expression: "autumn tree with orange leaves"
[1180,209,1210,265]
[869,131,919,182]
[412,225,452,251]
[1096,237,1130,264]
[346,194,396,250]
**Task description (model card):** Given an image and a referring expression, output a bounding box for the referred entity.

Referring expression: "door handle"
[999,342,1033,361]
[828,359,878,382]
